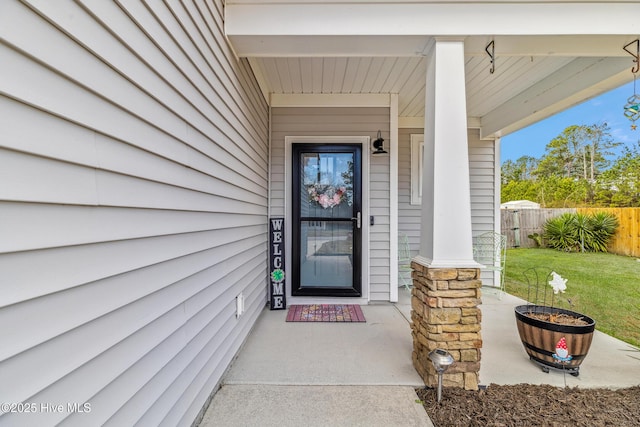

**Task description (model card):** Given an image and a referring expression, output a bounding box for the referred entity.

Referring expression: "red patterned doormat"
[286,304,366,322]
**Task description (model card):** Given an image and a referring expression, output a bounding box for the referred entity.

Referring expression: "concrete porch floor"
[199,288,640,426]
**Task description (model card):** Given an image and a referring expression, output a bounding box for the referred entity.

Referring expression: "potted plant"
[514,268,596,376]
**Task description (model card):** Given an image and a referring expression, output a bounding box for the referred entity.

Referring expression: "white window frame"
[410,134,424,205]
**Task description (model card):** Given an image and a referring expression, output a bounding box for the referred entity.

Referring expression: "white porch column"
[418,38,477,268]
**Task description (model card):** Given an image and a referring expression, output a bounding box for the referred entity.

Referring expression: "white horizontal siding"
[397,128,422,255]
[1,148,266,211]
[271,107,391,301]
[468,130,497,235]
[468,130,498,286]
[0,230,266,350]
[0,0,267,426]
[0,202,264,254]
[369,140,391,300]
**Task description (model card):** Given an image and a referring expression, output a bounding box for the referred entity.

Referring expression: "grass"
[504,248,640,348]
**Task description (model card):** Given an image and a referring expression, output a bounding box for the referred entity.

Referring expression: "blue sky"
[500,80,640,164]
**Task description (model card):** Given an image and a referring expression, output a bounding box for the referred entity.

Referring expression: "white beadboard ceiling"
[247,53,633,137]
[249,55,576,119]
[225,1,639,137]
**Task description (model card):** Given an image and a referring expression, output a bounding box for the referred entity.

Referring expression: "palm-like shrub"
[573,213,594,252]
[544,213,578,252]
[544,212,618,252]
[589,212,619,252]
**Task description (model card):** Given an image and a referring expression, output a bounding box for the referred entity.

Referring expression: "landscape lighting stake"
[428,349,455,403]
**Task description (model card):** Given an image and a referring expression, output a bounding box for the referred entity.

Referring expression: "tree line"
[501,123,640,207]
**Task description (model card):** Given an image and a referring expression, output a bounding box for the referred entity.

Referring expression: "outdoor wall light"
[371,130,388,155]
[428,348,455,403]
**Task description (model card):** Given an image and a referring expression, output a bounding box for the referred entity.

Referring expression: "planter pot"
[514,305,596,376]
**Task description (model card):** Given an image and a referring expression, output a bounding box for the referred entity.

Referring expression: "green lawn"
[504,248,640,348]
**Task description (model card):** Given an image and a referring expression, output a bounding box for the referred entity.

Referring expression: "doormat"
[286,304,366,322]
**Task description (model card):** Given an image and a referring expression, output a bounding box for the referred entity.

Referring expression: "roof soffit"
[226,2,640,137]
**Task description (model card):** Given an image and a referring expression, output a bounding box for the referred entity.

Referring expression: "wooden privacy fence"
[501,207,640,258]
[577,208,640,258]
[501,208,575,249]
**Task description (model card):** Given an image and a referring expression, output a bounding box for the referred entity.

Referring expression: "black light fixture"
[372,130,388,155]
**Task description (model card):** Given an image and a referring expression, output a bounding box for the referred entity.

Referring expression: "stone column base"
[410,260,482,391]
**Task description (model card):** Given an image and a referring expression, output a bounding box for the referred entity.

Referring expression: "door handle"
[352,212,361,229]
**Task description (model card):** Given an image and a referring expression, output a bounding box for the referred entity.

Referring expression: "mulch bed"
[416,384,640,426]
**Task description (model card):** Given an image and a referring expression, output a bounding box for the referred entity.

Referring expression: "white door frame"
[285,136,370,305]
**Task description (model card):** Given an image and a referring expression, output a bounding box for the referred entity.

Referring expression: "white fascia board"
[228,35,429,57]
[226,3,640,37]
[399,116,482,130]
[467,117,482,129]
[464,35,640,58]
[481,57,632,138]
[398,117,424,129]
[270,93,391,108]
[230,33,640,59]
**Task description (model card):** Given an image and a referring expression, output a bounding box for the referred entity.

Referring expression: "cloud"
[611,127,632,144]
[610,125,640,154]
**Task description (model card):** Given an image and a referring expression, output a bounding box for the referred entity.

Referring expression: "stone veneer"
[410,260,482,391]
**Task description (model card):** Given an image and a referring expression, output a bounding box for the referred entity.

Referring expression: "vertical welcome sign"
[269,218,286,310]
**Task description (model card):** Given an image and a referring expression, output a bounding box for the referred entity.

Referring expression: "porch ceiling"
[225,1,640,138]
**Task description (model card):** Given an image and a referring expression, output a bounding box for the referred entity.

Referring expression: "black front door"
[292,144,362,297]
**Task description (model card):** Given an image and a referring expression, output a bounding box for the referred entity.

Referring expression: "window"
[410,134,424,205]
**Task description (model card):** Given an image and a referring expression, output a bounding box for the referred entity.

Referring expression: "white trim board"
[410,134,424,206]
[389,94,399,303]
[284,136,371,305]
[399,116,484,130]
[272,94,392,108]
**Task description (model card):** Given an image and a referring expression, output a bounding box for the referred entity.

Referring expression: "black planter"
[515,305,596,376]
